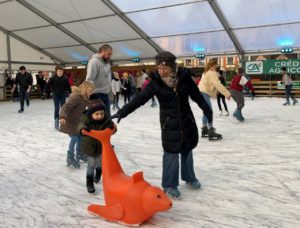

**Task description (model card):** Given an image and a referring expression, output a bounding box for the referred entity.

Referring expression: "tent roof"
[1,0,300,65]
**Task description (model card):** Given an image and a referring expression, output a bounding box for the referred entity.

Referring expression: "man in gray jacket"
[86,44,113,115]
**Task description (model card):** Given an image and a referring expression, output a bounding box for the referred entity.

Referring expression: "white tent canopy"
[0,0,300,68]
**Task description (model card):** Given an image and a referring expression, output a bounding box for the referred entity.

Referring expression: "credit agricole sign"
[245,59,300,75]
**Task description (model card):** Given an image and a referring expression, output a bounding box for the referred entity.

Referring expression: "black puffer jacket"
[78,112,114,157]
[117,67,213,154]
[44,74,71,96]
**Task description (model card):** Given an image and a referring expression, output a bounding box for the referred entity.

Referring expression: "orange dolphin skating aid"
[83,127,172,226]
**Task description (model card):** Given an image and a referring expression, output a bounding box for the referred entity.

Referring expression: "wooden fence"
[227,80,300,97]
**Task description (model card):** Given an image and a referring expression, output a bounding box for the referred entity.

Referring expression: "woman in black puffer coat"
[112,51,212,199]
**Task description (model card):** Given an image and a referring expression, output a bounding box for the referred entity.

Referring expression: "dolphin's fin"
[132,171,144,183]
[88,203,124,221]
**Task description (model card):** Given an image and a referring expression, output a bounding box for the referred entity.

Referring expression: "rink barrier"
[2,82,300,101]
[227,81,300,97]
[3,85,42,101]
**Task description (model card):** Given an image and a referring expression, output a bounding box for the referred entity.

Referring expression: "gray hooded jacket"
[86,54,111,94]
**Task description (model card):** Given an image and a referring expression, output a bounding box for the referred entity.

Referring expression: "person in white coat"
[111,72,125,110]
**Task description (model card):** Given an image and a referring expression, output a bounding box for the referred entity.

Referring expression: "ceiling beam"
[11,13,117,32]
[0,0,13,5]
[15,0,98,53]
[0,26,66,64]
[207,0,244,56]
[41,30,225,50]
[124,0,205,14]
[0,60,58,66]
[102,0,163,53]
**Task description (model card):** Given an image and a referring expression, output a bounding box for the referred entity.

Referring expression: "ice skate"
[283,102,290,106]
[224,111,229,116]
[151,101,157,107]
[293,99,298,105]
[55,118,59,130]
[208,127,222,140]
[201,126,208,137]
[233,109,244,122]
[163,187,181,200]
[86,176,95,193]
[79,154,88,162]
[66,157,80,168]
[219,110,222,116]
[186,180,201,190]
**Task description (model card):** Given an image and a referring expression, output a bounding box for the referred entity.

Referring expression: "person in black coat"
[12,66,33,113]
[216,68,229,116]
[111,51,213,199]
[44,65,71,130]
[36,71,46,97]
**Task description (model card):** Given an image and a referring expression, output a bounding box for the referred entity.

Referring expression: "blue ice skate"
[233,109,244,122]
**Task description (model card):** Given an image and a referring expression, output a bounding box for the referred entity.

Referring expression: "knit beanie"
[87,98,105,116]
[155,51,176,68]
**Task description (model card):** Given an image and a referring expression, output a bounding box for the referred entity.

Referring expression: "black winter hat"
[155,51,176,67]
[87,98,106,116]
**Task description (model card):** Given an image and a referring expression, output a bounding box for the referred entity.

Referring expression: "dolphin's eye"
[157,194,161,199]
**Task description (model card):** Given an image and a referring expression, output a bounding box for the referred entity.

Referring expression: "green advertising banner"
[277,81,300,89]
[245,59,300,75]
[264,59,300,74]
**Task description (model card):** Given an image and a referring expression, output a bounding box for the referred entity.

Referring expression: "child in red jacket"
[230,68,255,121]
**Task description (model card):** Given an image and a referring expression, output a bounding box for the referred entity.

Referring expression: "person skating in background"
[198,59,231,140]
[281,67,298,106]
[216,68,229,116]
[36,71,46,98]
[12,66,33,113]
[111,72,125,110]
[78,98,116,193]
[230,68,255,121]
[122,73,131,105]
[129,72,137,99]
[86,44,113,116]
[59,81,95,168]
[111,51,212,199]
[136,72,143,93]
[5,72,14,88]
[142,74,157,107]
[44,65,71,130]
[242,74,254,100]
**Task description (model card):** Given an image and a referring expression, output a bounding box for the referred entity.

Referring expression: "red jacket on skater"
[230,73,254,92]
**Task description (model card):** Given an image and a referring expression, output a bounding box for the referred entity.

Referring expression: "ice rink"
[0,97,300,228]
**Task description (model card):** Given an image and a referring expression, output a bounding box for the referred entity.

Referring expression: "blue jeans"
[68,135,81,160]
[201,92,213,128]
[86,156,101,177]
[162,151,197,188]
[285,84,295,103]
[53,94,66,119]
[19,90,30,110]
[93,93,111,116]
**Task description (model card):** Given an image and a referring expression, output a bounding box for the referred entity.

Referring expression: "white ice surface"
[0,97,300,228]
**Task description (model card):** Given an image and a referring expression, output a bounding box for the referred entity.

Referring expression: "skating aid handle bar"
[82,126,117,143]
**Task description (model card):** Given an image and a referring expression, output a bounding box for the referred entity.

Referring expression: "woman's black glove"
[110,114,122,123]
